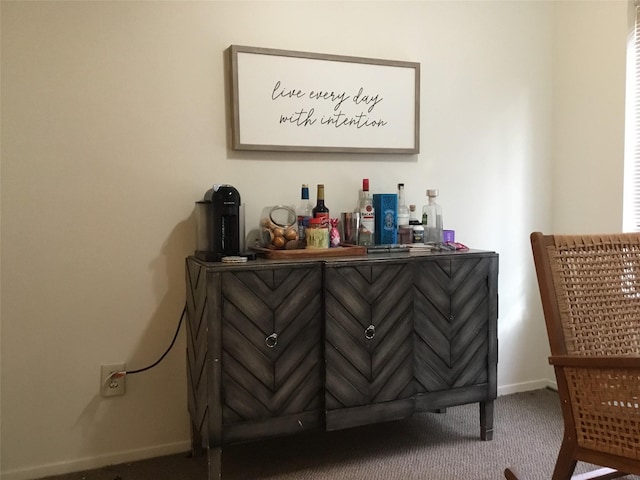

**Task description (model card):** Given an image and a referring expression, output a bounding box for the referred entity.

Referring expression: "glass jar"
[259,205,299,250]
[305,217,329,249]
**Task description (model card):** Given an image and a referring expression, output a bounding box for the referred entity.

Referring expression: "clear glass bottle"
[359,178,375,246]
[297,184,313,247]
[422,189,443,244]
[397,183,410,227]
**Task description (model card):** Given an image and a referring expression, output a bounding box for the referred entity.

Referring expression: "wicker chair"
[505,232,640,480]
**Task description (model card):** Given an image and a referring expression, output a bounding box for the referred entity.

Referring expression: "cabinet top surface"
[188,249,498,270]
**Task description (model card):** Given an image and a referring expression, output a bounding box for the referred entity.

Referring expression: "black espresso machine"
[195,184,251,261]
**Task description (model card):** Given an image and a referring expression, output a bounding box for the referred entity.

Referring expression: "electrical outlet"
[101,363,126,397]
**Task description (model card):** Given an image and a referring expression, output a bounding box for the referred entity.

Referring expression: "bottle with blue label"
[373,193,398,245]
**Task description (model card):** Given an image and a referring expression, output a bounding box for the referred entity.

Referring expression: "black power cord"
[122,304,187,376]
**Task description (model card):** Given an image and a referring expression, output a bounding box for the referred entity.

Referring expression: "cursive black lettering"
[320,111,387,128]
[308,90,350,111]
[279,108,316,126]
[352,87,384,113]
[271,81,306,101]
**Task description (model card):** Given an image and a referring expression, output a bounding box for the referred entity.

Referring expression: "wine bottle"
[313,184,330,226]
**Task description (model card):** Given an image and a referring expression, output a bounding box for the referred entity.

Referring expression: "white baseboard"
[498,378,557,396]
[1,440,192,480]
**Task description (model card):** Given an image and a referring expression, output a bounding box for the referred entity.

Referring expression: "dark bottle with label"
[313,184,330,226]
[410,204,424,243]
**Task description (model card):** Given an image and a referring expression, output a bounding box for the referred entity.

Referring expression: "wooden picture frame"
[229,45,420,154]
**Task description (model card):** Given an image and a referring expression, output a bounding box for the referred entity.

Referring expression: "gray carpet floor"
[38,389,640,480]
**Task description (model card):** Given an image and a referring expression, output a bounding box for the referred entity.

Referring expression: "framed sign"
[229,45,420,154]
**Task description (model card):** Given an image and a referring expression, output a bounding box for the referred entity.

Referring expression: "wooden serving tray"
[251,244,367,259]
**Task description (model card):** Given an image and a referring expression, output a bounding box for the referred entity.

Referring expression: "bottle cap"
[426,189,439,197]
[409,204,416,211]
[362,178,369,191]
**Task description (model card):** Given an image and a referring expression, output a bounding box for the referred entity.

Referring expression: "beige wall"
[0,1,627,478]
[552,1,626,233]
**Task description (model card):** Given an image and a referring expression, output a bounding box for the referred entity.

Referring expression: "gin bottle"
[397,183,410,227]
[422,189,443,244]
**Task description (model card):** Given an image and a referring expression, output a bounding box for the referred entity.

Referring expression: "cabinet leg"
[480,400,494,441]
[190,420,204,457]
[208,446,222,480]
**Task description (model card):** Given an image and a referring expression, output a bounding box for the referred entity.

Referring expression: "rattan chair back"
[506,232,640,480]
[544,233,640,357]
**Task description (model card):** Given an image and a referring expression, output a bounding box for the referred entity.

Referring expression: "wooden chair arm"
[549,355,640,369]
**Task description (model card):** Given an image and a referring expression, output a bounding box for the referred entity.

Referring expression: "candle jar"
[305,217,329,249]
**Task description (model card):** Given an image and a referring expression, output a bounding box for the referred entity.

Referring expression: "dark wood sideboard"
[185,250,499,479]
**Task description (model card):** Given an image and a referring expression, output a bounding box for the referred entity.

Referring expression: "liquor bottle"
[409,204,420,225]
[409,204,424,244]
[313,184,330,226]
[297,184,313,246]
[359,178,375,246]
[422,189,443,244]
[397,183,410,227]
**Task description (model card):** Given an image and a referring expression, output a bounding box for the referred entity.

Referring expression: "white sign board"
[230,45,420,154]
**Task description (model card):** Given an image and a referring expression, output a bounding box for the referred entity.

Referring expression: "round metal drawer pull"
[364,325,376,340]
[265,333,278,348]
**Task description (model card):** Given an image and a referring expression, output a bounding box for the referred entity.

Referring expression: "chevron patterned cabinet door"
[413,254,498,411]
[324,259,415,430]
[220,265,324,444]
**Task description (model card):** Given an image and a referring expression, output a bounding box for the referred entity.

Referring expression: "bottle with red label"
[358,178,375,246]
[312,184,330,226]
